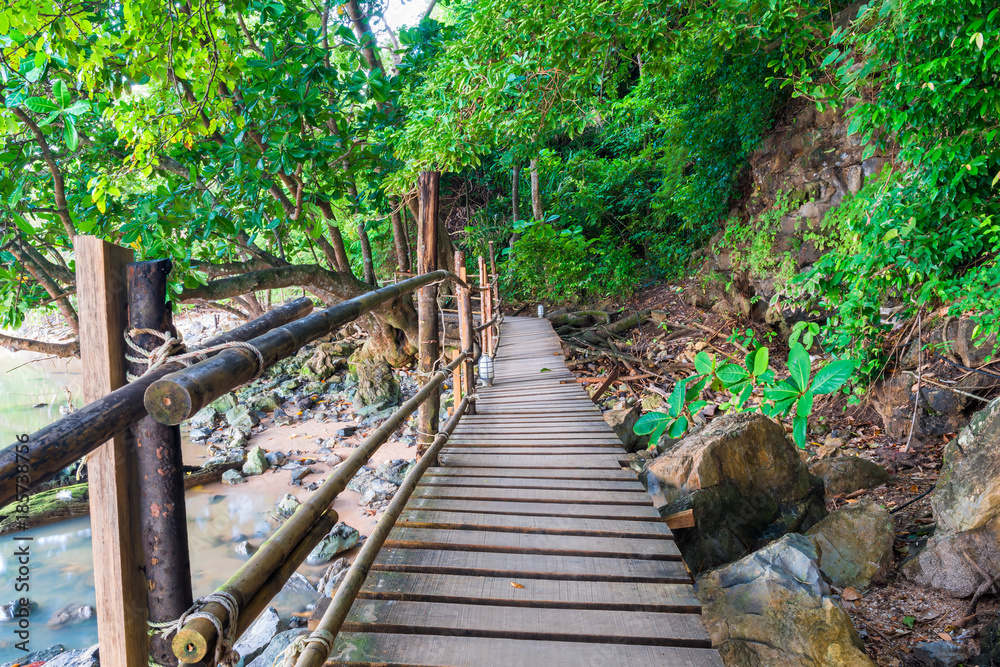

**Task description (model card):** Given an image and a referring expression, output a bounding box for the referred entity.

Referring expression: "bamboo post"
[126,259,193,666]
[488,240,499,319]
[452,251,465,408]
[417,171,441,453]
[478,255,492,357]
[76,236,149,665]
[457,271,476,416]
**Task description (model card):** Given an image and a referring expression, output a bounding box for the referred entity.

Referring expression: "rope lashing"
[147,592,242,667]
[274,629,336,667]
[125,328,266,383]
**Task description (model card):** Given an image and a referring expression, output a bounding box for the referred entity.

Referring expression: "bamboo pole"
[291,395,473,667]
[451,251,466,408]
[416,171,440,453]
[127,259,193,667]
[145,271,450,425]
[0,297,314,507]
[478,255,492,357]
[172,354,465,663]
[457,270,476,415]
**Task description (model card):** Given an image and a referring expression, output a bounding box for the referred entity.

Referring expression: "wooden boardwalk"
[327,317,723,666]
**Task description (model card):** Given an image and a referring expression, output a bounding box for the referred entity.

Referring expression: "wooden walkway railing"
[315,316,724,666]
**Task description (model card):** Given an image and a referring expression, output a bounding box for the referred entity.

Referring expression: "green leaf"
[634,411,669,435]
[63,115,78,151]
[63,100,90,116]
[52,79,71,108]
[752,347,769,376]
[810,360,856,394]
[12,212,33,234]
[539,367,550,372]
[902,616,915,629]
[668,416,689,439]
[796,390,814,418]
[788,344,811,392]
[792,415,808,448]
[694,351,714,375]
[668,378,687,418]
[23,97,59,113]
[716,363,749,385]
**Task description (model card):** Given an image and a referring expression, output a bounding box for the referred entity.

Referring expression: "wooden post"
[452,251,465,408]
[127,259,193,667]
[76,236,149,665]
[488,240,499,315]
[478,255,492,357]
[417,172,440,453]
[457,272,476,416]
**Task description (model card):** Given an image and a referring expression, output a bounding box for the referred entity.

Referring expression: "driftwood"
[0,461,240,537]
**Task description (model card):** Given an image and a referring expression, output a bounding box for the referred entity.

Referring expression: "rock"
[272,407,292,426]
[375,459,414,485]
[277,493,300,516]
[225,404,258,436]
[234,606,284,666]
[246,629,310,667]
[211,392,239,413]
[977,615,1000,666]
[265,451,286,467]
[190,426,213,441]
[809,456,891,496]
[246,391,281,413]
[352,359,402,409]
[302,343,350,381]
[347,468,377,494]
[904,397,1000,596]
[289,466,314,486]
[235,540,258,559]
[222,469,247,485]
[242,446,269,477]
[335,426,357,437]
[189,406,217,427]
[47,602,95,628]
[645,412,826,571]
[697,533,874,666]
[0,644,64,666]
[908,641,972,666]
[307,522,361,565]
[640,394,663,411]
[603,406,646,452]
[281,572,317,596]
[805,499,894,589]
[317,558,351,596]
[43,646,100,667]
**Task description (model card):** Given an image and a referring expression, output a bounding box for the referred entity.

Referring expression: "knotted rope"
[273,629,336,667]
[125,328,266,383]
[147,591,241,667]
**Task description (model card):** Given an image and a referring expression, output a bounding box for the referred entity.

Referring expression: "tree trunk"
[530,158,542,221]
[512,164,521,222]
[390,196,410,272]
[327,224,353,275]
[358,222,378,287]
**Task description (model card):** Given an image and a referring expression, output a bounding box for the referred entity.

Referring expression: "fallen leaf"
[902,616,916,628]
[842,587,861,601]
[937,632,952,642]
[915,609,944,622]
[510,582,525,589]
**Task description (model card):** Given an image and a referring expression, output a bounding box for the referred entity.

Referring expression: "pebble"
[222,470,247,485]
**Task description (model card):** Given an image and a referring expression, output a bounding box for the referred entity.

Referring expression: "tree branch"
[9,105,77,240]
[0,332,79,358]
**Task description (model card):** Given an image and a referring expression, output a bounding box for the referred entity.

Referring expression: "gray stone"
[211,392,239,413]
[604,406,646,452]
[234,606,284,666]
[347,468,377,494]
[246,391,281,413]
[280,572,317,596]
[809,456,891,496]
[226,404,258,436]
[277,493,300,516]
[242,446,269,477]
[46,602,95,628]
[0,645,65,667]
[697,533,874,666]
[352,359,401,409]
[265,451,286,467]
[306,522,360,565]
[909,641,972,666]
[246,629,309,667]
[189,406,217,427]
[235,540,258,559]
[375,459,414,485]
[317,558,351,596]
[645,412,826,572]
[42,646,99,667]
[190,426,213,441]
[222,469,247,485]
[904,397,1000,596]
[301,343,349,381]
[289,466,314,485]
[806,499,894,589]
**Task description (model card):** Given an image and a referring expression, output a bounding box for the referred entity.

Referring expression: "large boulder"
[903,398,1000,596]
[352,359,401,410]
[697,533,874,667]
[645,412,826,571]
[806,499,894,589]
[302,343,350,381]
[809,456,891,496]
[234,606,284,666]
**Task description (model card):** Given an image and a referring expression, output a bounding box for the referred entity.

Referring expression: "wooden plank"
[440,447,624,456]
[407,498,663,520]
[385,527,681,559]
[665,509,697,530]
[371,548,692,583]
[342,600,710,647]
[329,632,724,666]
[355,573,699,612]
[437,453,626,468]
[397,510,672,538]
[419,476,647,491]
[425,467,638,480]
[445,442,623,449]
[412,486,653,506]
[77,237,148,665]
[447,435,623,443]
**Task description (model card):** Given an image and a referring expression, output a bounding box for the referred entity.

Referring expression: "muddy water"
[0,351,355,658]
